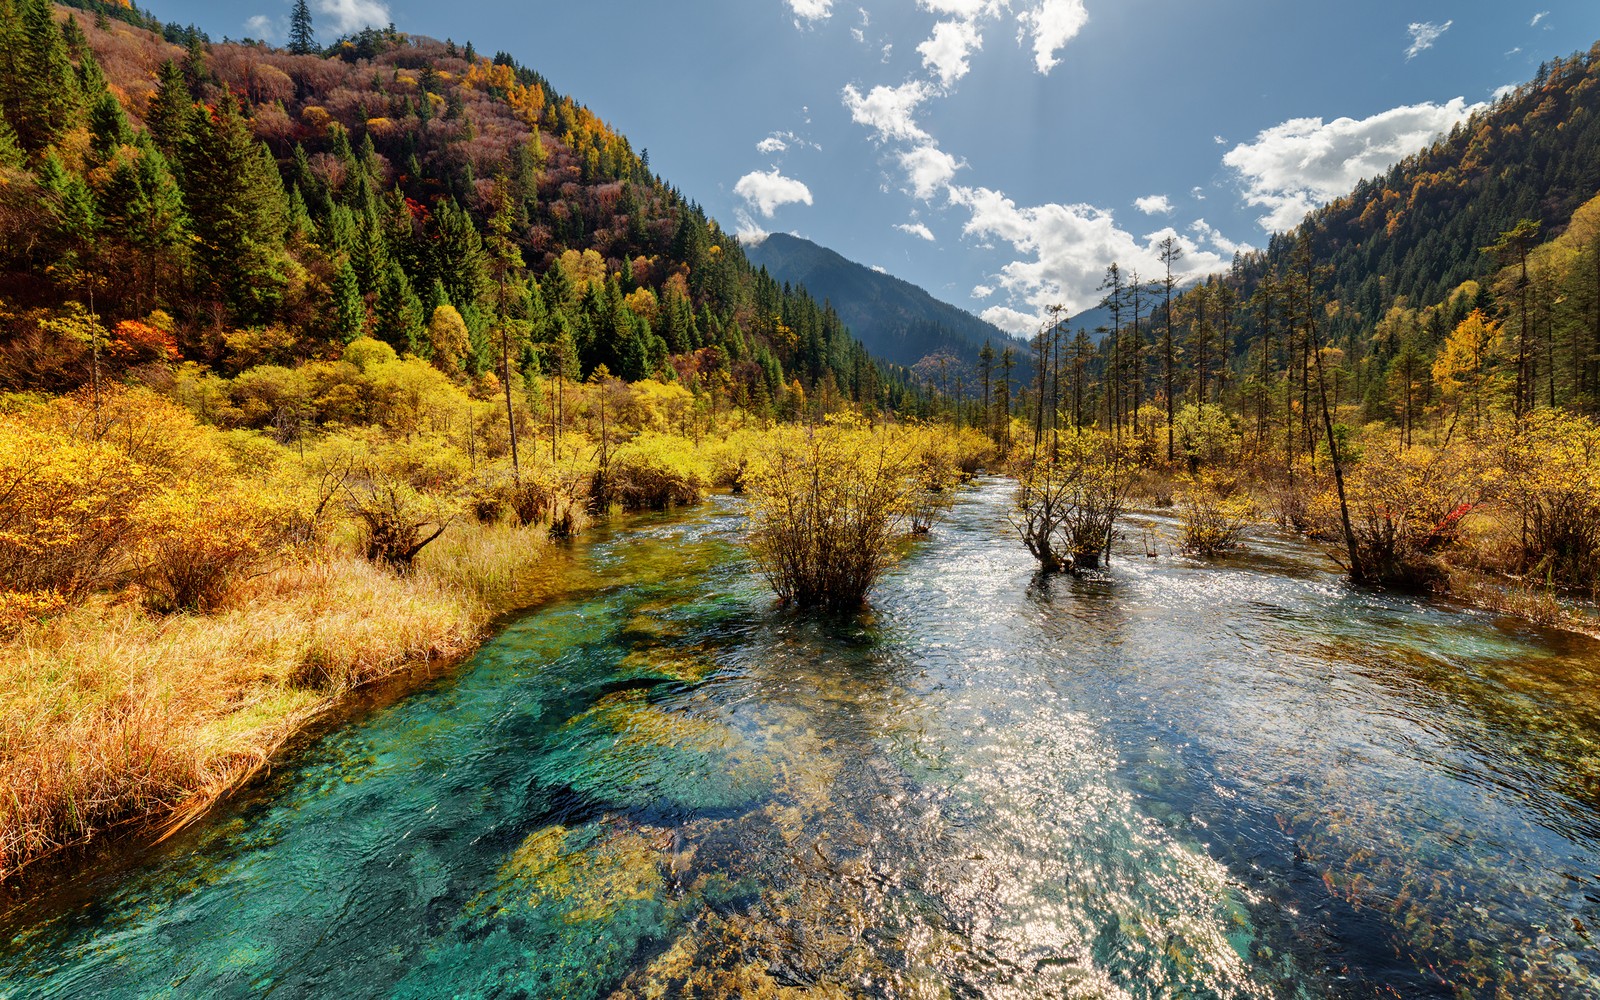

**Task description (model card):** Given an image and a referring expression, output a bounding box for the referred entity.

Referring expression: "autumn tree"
[1433,309,1504,431]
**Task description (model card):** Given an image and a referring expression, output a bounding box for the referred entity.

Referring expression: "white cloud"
[979,305,1041,335]
[1191,185,1206,201]
[736,215,770,245]
[734,168,815,217]
[1222,97,1483,232]
[786,0,833,23]
[972,283,996,298]
[919,19,983,88]
[245,14,279,40]
[1493,83,1518,101]
[918,0,1002,16]
[897,222,937,241]
[1189,219,1253,257]
[756,131,820,155]
[852,27,865,43]
[950,185,1225,319]
[842,81,934,143]
[871,265,889,274]
[1531,11,1549,27]
[316,0,389,34]
[1134,194,1173,215]
[1405,20,1452,60]
[899,143,962,199]
[1016,0,1089,74]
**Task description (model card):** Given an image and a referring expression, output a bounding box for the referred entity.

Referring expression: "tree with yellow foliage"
[1432,309,1505,431]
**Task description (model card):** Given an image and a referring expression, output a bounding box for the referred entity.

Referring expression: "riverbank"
[0,519,569,884]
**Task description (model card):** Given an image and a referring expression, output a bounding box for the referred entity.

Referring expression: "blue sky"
[188,0,1600,333]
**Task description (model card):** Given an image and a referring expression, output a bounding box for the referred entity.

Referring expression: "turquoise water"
[3,481,1599,997]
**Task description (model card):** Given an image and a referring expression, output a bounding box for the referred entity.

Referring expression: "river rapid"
[3,479,1598,998]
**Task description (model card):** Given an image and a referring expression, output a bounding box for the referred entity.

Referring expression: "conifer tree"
[0,0,84,153]
[376,259,425,354]
[179,92,290,322]
[331,260,366,342]
[145,60,191,157]
[288,0,316,55]
[98,135,188,308]
[0,109,23,170]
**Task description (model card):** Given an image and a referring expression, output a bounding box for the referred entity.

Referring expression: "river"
[2,479,1598,998]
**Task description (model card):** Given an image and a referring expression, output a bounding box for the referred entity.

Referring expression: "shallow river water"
[3,479,1599,998]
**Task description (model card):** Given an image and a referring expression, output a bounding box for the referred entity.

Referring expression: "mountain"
[0,0,918,414]
[1076,42,1600,422]
[1248,44,1600,349]
[745,233,1018,369]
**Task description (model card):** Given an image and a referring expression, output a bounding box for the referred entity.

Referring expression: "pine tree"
[288,0,316,55]
[87,91,133,164]
[97,134,188,309]
[145,60,191,157]
[375,260,425,354]
[179,92,290,322]
[0,108,23,170]
[37,149,99,288]
[331,260,366,342]
[429,197,490,312]
[0,0,84,153]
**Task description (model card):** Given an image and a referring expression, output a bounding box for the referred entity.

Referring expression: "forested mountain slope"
[745,232,1016,369]
[0,0,914,414]
[1077,43,1600,428]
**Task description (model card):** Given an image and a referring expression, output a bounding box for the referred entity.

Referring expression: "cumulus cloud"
[244,14,280,40]
[899,144,962,200]
[950,185,1224,323]
[972,283,996,298]
[1016,0,1089,74]
[735,168,815,217]
[757,137,788,155]
[787,0,833,23]
[1134,194,1173,215]
[1189,219,1253,257]
[1531,11,1549,27]
[919,19,983,87]
[316,0,389,34]
[1222,97,1483,232]
[1405,20,1451,60]
[871,265,889,274]
[842,81,934,143]
[896,222,937,241]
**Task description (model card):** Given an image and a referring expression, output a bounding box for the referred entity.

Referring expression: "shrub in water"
[746,419,920,610]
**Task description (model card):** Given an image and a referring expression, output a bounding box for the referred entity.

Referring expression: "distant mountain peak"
[746,233,1018,368]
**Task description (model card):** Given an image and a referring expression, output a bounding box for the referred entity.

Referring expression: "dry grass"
[0,521,553,882]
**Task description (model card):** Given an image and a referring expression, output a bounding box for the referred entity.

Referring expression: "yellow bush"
[133,481,292,612]
[746,418,921,610]
[601,431,708,511]
[1177,470,1255,555]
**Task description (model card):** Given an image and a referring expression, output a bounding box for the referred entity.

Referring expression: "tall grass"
[0,522,553,881]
